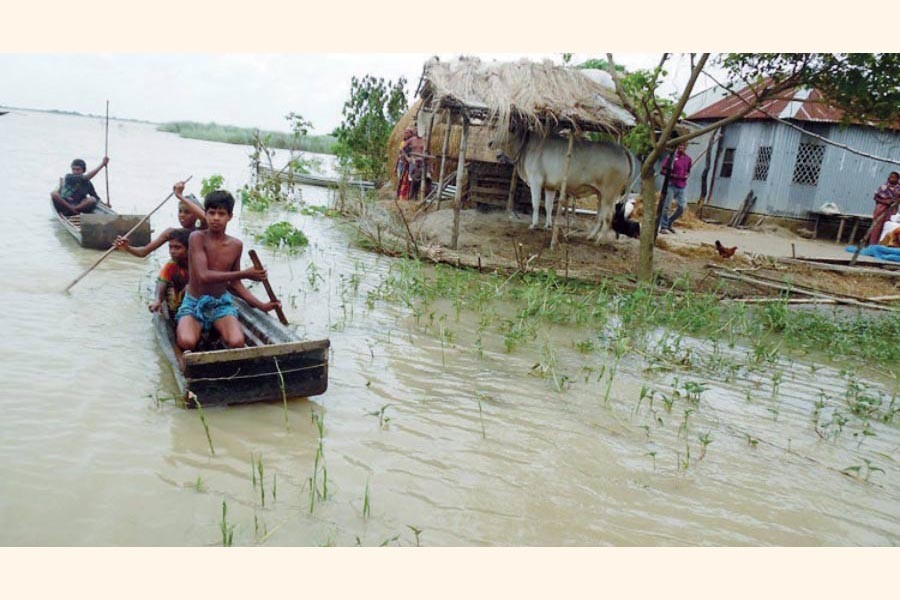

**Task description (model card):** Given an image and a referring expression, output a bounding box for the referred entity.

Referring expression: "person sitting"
[115,181,207,257]
[51,157,109,216]
[149,227,191,317]
[175,190,280,355]
[869,171,900,245]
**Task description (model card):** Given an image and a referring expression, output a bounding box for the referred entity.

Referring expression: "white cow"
[493,132,638,242]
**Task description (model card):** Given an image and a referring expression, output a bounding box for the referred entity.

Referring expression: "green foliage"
[158,120,337,154]
[721,54,900,125]
[576,57,626,73]
[256,221,309,251]
[201,174,224,198]
[333,74,408,186]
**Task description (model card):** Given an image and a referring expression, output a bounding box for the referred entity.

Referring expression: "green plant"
[201,174,224,197]
[256,221,309,251]
[333,74,408,186]
[220,500,235,547]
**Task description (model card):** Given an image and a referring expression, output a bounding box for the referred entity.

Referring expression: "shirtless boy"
[115,181,207,257]
[175,190,280,352]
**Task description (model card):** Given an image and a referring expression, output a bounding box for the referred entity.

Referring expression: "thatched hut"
[388,57,635,247]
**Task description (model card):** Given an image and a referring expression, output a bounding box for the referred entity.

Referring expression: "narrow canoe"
[51,183,152,249]
[153,297,330,408]
[257,165,375,190]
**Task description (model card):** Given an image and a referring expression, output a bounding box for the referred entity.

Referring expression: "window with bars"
[792,143,825,186]
[720,148,735,178]
[753,146,772,181]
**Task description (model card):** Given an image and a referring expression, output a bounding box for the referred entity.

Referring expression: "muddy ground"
[384,200,900,302]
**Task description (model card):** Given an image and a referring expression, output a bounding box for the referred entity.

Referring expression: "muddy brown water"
[1,110,898,546]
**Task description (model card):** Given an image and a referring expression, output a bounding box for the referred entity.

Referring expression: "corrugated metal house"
[674,85,900,221]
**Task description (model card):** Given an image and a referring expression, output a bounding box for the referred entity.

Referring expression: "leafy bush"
[256,221,309,251]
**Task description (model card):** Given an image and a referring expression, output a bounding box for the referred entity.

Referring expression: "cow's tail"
[616,147,641,205]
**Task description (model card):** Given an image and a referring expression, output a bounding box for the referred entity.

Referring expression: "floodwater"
[1,110,898,546]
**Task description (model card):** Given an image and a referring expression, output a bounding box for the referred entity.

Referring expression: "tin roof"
[687,84,847,123]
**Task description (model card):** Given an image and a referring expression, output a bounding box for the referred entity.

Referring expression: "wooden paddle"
[65,176,192,293]
[248,249,289,325]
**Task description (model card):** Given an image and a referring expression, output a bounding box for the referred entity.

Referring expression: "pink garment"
[662,151,693,189]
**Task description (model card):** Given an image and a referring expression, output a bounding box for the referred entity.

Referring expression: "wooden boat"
[153,297,330,408]
[257,165,375,190]
[52,182,152,249]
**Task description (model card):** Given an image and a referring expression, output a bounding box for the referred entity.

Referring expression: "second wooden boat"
[52,184,152,249]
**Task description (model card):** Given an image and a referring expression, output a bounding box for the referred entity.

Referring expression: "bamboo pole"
[435,111,452,210]
[104,100,110,207]
[708,267,899,312]
[451,117,468,250]
[65,176,192,293]
[419,110,436,204]
[551,131,575,249]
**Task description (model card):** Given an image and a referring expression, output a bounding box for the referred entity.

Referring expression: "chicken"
[715,240,738,259]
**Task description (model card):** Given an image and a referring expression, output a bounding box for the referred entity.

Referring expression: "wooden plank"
[184,338,330,367]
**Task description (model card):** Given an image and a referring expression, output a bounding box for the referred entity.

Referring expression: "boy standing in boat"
[115,181,207,257]
[175,190,280,352]
[51,156,109,215]
[149,227,191,314]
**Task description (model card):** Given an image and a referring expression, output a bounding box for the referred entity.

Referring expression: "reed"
[220,500,234,547]
[192,393,215,456]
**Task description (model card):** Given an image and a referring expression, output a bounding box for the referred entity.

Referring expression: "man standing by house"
[659,143,693,234]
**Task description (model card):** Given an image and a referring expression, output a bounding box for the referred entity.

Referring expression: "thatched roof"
[418,56,635,136]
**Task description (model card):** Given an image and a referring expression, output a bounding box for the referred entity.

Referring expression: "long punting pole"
[65,176,192,293]
[104,100,110,207]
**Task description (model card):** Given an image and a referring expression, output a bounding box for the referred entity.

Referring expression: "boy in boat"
[175,190,280,352]
[51,157,109,215]
[149,227,191,314]
[114,181,207,257]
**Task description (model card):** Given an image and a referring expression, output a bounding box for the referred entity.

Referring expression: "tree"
[334,75,408,186]
[604,53,900,282]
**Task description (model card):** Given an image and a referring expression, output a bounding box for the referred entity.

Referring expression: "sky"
[0,53,724,135]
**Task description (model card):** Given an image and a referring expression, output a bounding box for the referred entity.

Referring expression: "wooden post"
[420,110,436,204]
[551,131,575,249]
[706,126,726,213]
[451,117,469,251]
[436,111,452,209]
[505,164,518,213]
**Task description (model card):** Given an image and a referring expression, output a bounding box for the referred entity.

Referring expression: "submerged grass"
[367,259,900,371]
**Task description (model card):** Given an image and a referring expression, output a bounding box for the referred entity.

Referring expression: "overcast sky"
[0,53,721,135]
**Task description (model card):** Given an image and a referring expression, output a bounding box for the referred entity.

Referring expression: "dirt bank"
[392,201,900,301]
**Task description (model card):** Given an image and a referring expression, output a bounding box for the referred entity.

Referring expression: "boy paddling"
[175,190,280,352]
[115,181,207,257]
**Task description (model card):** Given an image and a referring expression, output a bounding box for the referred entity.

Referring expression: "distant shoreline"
[157,121,337,155]
[0,106,338,155]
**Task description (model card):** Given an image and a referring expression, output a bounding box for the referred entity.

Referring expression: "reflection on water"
[1,110,898,546]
